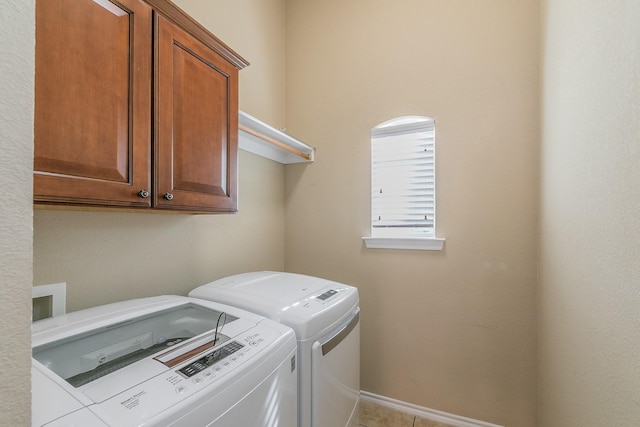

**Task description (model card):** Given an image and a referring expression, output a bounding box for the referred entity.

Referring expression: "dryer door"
[311,308,360,427]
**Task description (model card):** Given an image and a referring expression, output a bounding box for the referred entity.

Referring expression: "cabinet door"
[34,0,152,207]
[155,15,239,213]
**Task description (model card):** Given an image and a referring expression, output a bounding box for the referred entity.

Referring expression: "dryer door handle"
[321,308,360,355]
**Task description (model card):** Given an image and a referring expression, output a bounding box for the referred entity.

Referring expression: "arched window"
[370,116,436,238]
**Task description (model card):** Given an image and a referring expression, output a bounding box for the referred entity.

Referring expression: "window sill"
[362,236,445,251]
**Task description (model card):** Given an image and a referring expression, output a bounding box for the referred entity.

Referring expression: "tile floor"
[358,400,456,427]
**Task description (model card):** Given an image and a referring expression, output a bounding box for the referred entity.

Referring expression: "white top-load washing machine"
[32,295,297,427]
[189,271,360,427]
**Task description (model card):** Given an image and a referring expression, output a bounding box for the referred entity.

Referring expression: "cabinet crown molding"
[145,0,249,69]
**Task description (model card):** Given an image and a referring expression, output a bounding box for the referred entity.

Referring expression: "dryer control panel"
[316,289,338,301]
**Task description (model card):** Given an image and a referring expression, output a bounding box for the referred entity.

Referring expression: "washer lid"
[189,272,359,339]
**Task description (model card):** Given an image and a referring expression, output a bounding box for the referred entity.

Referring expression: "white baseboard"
[360,391,504,427]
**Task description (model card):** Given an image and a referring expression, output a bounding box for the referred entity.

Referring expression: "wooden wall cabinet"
[34,0,248,213]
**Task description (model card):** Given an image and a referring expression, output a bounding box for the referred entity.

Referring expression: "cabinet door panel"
[34,0,152,207]
[155,15,238,212]
[172,43,228,196]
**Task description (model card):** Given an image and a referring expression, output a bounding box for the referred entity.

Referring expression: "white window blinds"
[371,118,435,237]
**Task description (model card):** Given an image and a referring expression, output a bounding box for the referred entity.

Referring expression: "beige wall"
[0,0,34,424]
[284,1,539,426]
[33,0,287,311]
[34,151,284,310]
[539,2,640,426]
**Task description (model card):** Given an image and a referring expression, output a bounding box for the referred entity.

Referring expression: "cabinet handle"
[137,189,150,199]
[163,192,174,201]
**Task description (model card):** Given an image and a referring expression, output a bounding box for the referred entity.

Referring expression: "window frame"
[363,116,445,251]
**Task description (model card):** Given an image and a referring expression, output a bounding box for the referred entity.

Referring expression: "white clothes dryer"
[32,295,297,427]
[190,271,360,427]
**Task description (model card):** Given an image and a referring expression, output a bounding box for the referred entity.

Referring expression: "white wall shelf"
[238,111,315,164]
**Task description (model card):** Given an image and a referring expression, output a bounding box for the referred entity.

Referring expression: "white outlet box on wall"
[32,282,67,321]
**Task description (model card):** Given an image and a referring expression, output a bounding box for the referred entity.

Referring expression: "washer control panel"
[178,341,245,378]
